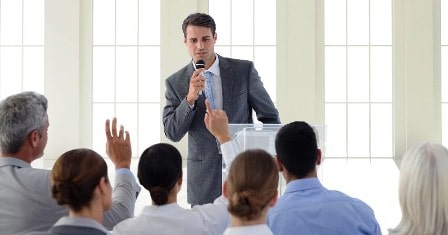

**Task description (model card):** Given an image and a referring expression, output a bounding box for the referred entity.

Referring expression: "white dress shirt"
[223,224,274,235]
[192,54,223,110]
[113,196,229,235]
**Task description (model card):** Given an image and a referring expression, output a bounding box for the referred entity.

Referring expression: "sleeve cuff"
[221,140,239,168]
[185,96,196,109]
[115,168,135,178]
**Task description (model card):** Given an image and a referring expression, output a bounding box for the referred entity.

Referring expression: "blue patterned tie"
[204,71,215,109]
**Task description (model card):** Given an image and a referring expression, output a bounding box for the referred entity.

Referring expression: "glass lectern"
[222,123,326,193]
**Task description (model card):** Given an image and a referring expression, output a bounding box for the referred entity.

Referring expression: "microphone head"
[195,60,205,69]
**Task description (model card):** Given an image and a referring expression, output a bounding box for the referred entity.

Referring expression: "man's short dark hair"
[275,121,318,178]
[182,13,216,37]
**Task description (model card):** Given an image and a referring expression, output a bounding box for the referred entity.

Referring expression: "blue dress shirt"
[267,178,381,235]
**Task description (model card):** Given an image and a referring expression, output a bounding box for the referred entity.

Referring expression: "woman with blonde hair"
[223,149,278,235]
[389,142,448,235]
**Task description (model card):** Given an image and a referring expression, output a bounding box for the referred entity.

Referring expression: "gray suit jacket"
[163,55,280,205]
[0,157,140,235]
[26,226,108,235]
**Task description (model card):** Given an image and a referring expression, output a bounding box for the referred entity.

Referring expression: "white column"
[393,0,442,164]
[276,0,325,125]
[43,0,80,168]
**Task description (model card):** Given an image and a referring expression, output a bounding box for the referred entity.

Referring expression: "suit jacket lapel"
[218,55,233,114]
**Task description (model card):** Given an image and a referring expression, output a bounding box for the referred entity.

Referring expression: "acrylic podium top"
[228,123,326,156]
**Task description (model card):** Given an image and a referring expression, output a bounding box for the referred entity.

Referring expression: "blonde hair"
[226,149,278,221]
[389,143,448,235]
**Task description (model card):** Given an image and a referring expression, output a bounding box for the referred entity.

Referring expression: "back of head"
[390,142,448,235]
[0,91,48,154]
[275,121,317,178]
[182,13,216,37]
[138,143,182,205]
[226,149,278,221]
[51,148,108,212]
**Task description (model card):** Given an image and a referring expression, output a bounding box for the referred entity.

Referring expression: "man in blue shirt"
[203,104,381,235]
[266,121,381,235]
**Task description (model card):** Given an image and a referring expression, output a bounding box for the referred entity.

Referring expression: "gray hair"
[0,91,48,154]
[389,142,448,235]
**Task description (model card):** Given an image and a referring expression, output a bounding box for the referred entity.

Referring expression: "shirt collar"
[191,54,221,77]
[54,216,110,234]
[0,157,31,168]
[284,178,323,194]
[208,54,221,77]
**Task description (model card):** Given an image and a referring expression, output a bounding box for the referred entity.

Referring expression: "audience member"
[204,104,381,234]
[389,142,448,235]
[27,148,114,235]
[223,149,278,235]
[0,91,140,234]
[267,121,381,234]
[113,143,229,235]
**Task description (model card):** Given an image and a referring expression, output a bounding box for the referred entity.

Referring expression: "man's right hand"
[105,117,132,170]
[186,68,206,105]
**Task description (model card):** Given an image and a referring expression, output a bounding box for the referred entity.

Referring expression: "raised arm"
[102,117,141,229]
[204,100,239,169]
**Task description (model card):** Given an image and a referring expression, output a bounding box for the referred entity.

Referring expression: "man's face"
[184,25,217,66]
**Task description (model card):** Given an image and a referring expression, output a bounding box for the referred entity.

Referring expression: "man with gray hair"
[0,91,140,234]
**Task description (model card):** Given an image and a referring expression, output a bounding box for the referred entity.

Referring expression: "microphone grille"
[195,60,205,69]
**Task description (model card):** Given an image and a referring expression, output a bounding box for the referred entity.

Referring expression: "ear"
[29,130,40,147]
[184,37,187,44]
[268,190,278,208]
[177,171,183,186]
[97,177,108,196]
[275,156,284,172]
[316,149,322,166]
[222,181,229,199]
[213,32,217,42]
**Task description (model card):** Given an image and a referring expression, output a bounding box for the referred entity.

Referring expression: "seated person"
[389,142,448,235]
[27,148,114,235]
[223,149,278,235]
[0,91,140,234]
[113,143,229,235]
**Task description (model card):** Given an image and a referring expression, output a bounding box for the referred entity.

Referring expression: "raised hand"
[105,117,132,169]
[204,99,231,144]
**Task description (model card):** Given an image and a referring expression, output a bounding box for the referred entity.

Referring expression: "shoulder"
[323,189,376,216]
[24,232,50,235]
[219,55,253,68]
[166,63,192,82]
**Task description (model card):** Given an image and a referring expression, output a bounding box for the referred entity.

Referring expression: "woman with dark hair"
[113,143,229,235]
[28,148,113,235]
[223,149,278,235]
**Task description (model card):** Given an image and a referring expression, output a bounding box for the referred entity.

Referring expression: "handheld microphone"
[195,60,205,69]
[195,60,206,96]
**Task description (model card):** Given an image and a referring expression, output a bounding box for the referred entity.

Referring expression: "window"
[323,1,396,233]
[209,0,276,102]
[92,0,161,158]
[0,0,44,167]
[324,0,392,159]
[0,0,44,99]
